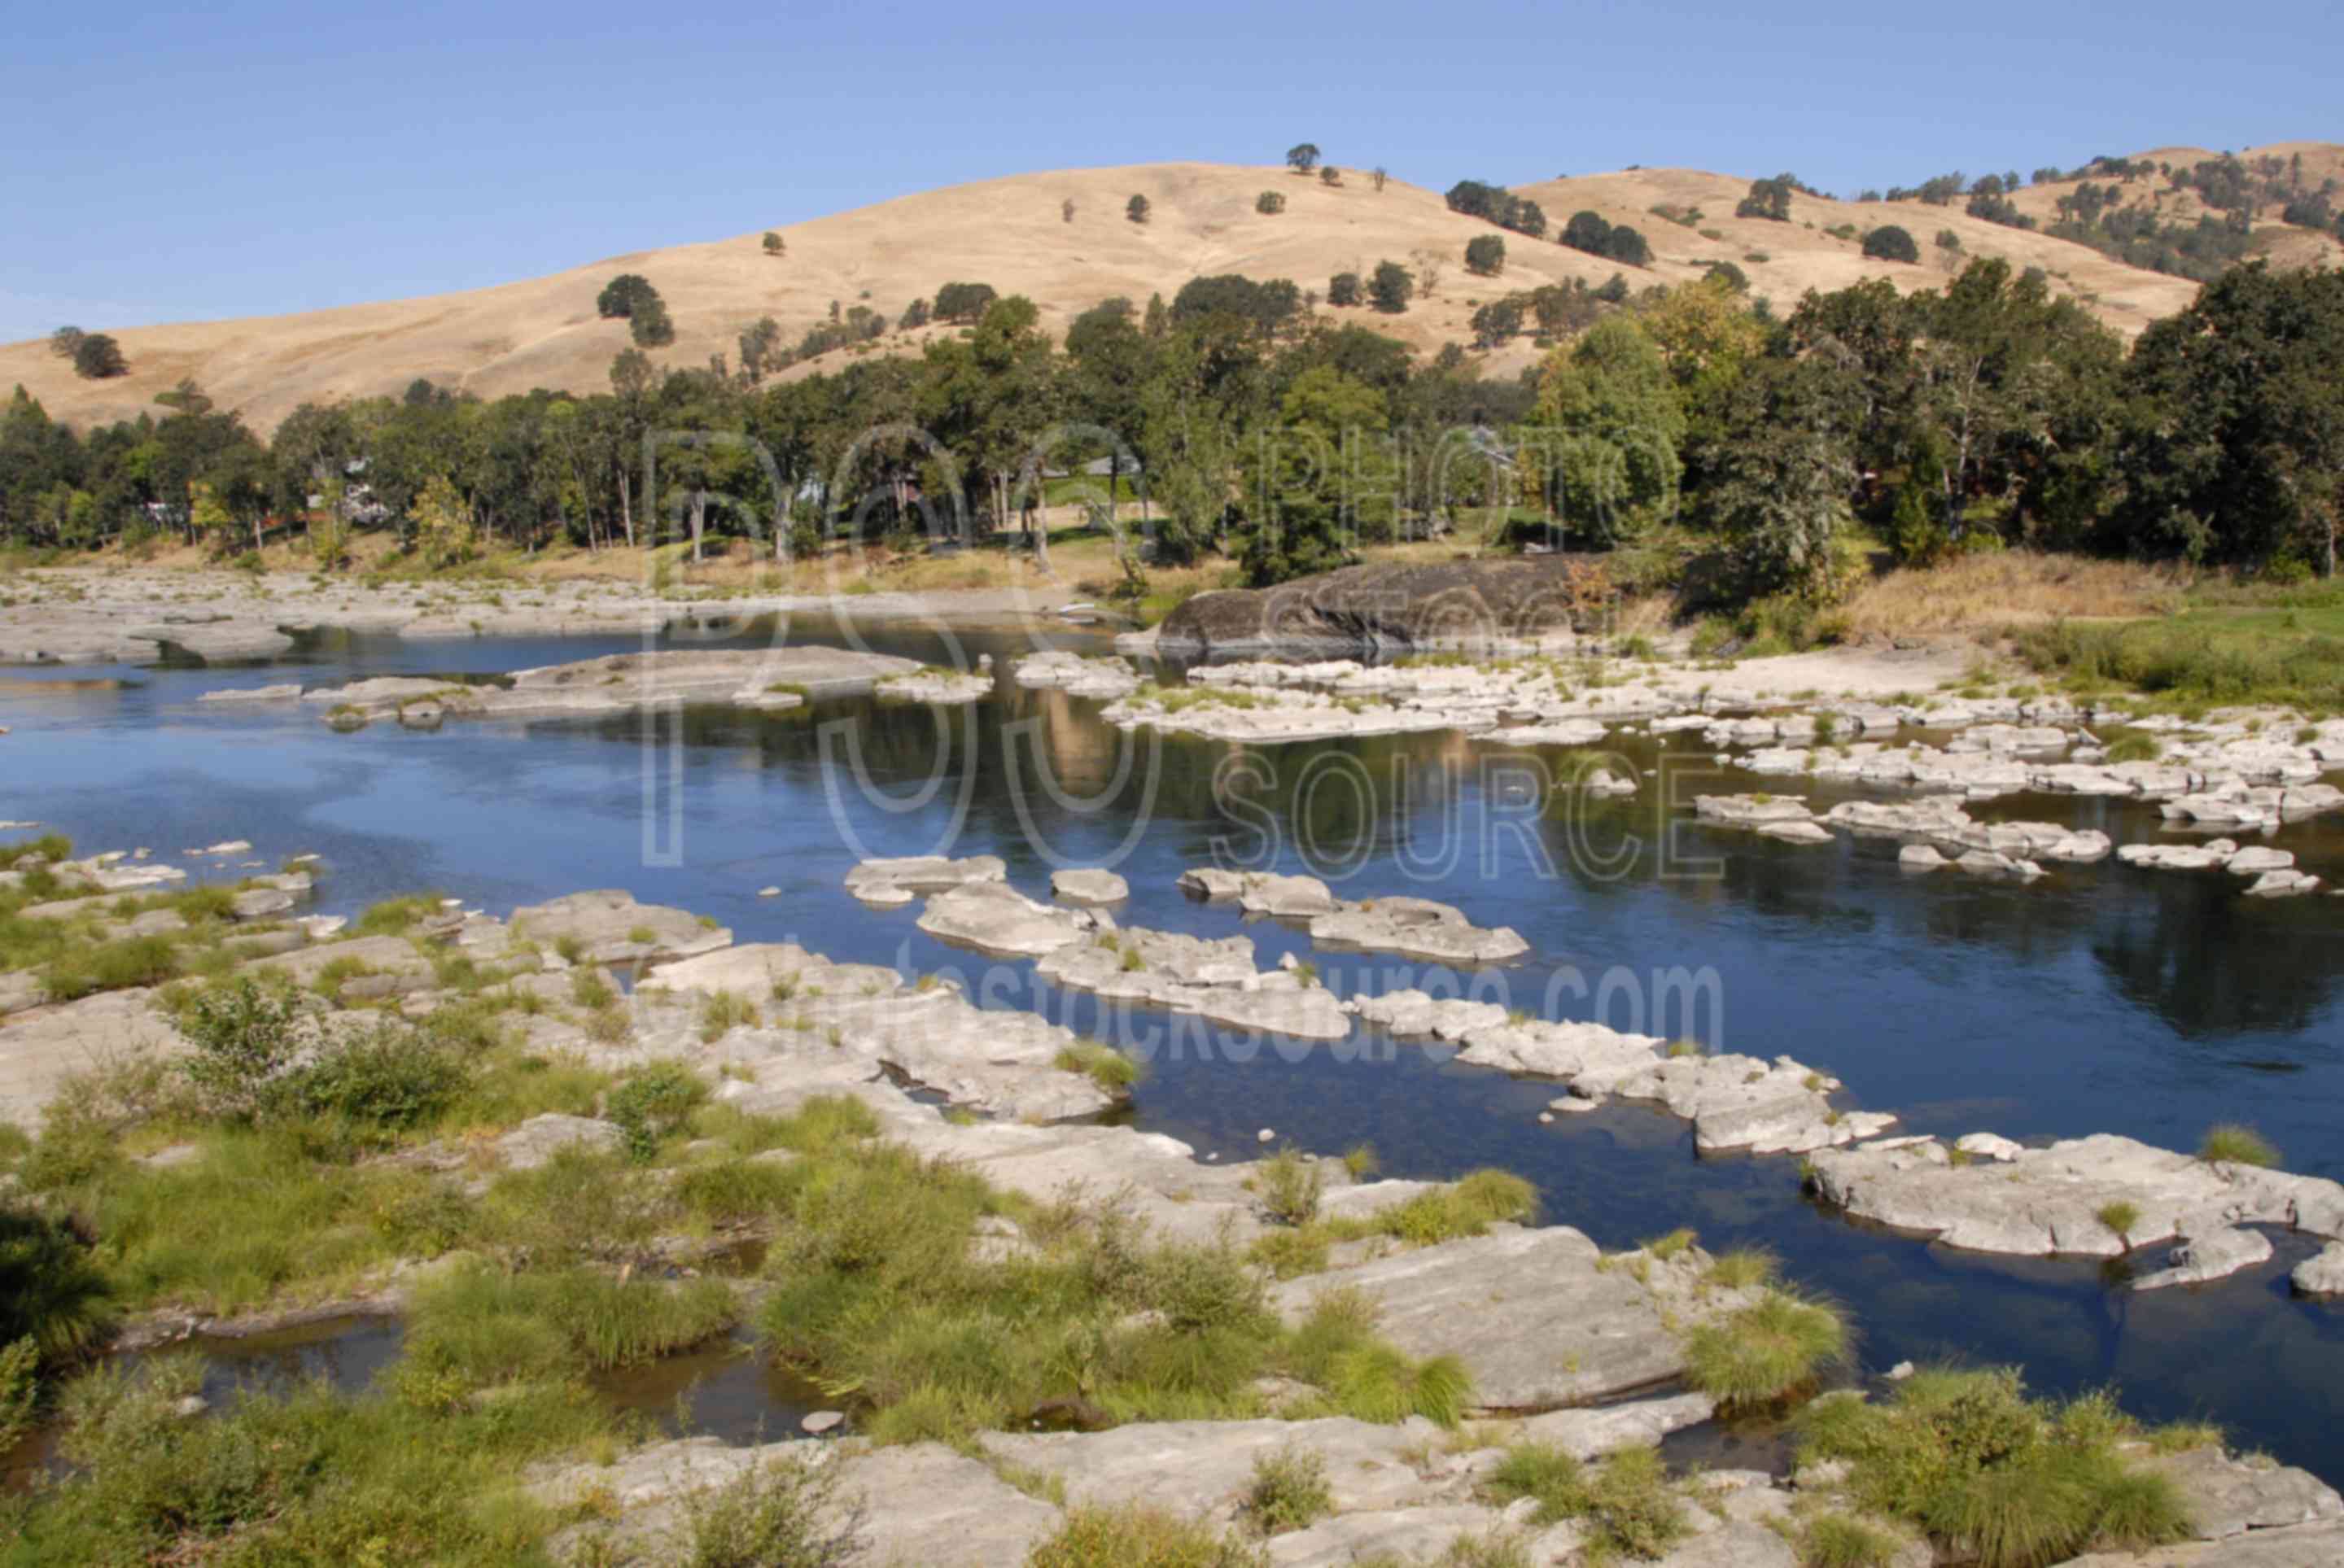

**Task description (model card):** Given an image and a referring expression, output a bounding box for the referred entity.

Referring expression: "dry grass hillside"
[2003,140,2344,273]
[2,147,2333,436]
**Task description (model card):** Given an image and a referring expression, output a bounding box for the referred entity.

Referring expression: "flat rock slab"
[1308,896,1528,965]
[2291,1241,2344,1296]
[2132,1226,2275,1291]
[0,988,186,1129]
[509,890,731,965]
[1050,867,1129,905]
[1271,1225,1684,1409]
[916,881,1092,958]
[2143,1447,2344,1540]
[1805,1133,2344,1267]
[495,1113,625,1170]
[2054,1519,2344,1566]
[1037,926,1351,1042]
[1268,1505,1528,1567]
[1179,867,1340,918]
[843,854,1005,902]
[1512,1391,1718,1457]
[979,1416,1447,1523]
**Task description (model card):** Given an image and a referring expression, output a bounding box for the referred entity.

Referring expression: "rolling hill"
[3,146,2335,435]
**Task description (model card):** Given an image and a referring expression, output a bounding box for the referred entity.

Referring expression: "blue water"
[5,621,2342,1477]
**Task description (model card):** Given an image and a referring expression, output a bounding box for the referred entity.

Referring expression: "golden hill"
[2,148,2333,436]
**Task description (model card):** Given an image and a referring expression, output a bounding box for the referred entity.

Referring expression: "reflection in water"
[4,618,2342,1477]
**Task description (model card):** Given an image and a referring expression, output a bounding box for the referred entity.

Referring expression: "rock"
[1013,650,1141,697]
[757,886,781,898]
[1512,1391,1716,1457]
[1307,896,1528,964]
[1257,1128,1275,1143]
[2041,830,2114,863]
[1154,556,1612,656]
[1269,1225,1687,1409]
[2132,1227,2276,1291]
[1480,718,1608,747]
[2291,1241,2344,1296]
[509,890,731,964]
[1050,867,1130,905]
[2225,845,2296,875]
[494,1114,625,1170]
[2142,1446,2344,1540]
[978,1415,1445,1520]
[875,667,992,704]
[799,1410,846,1435]
[918,881,1090,958]
[2119,842,2235,872]
[199,683,303,703]
[843,855,1006,902]
[1954,1132,2026,1162]
[1695,795,1813,827]
[230,887,297,921]
[1898,844,1948,871]
[1757,819,1833,845]
[1266,1506,1524,1568]
[0,989,187,1129]
[2245,869,2321,898]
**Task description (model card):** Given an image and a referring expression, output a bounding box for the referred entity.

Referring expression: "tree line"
[3,258,2337,602]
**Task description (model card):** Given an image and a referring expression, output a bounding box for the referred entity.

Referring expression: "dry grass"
[1841,553,2189,639]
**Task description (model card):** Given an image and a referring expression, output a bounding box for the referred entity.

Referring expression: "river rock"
[917,880,1091,958]
[1512,1391,1718,1457]
[1757,819,1833,845]
[1182,868,1338,918]
[1012,650,1141,697]
[199,683,303,703]
[844,854,1006,903]
[2132,1226,2276,1291]
[875,666,992,704]
[1695,795,1813,827]
[509,890,732,964]
[2244,869,2321,898]
[2292,1242,2344,1295]
[979,1416,1447,1523]
[1307,896,1528,964]
[2225,846,2296,875]
[1898,843,1948,871]
[1804,1132,2344,1269]
[1050,867,1129,905]
[2040,830,2114,863]
[2141,1445,2344,1540]
[1480,718,1607,747]
[230,887,298,921]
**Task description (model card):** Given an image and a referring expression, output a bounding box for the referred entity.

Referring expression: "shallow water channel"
[4,614,2342,1478]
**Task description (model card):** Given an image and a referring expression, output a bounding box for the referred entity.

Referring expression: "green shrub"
[43,933,181,1002]
[1256,1149,1324,1226]
[1582,1445,1686,1558]
[1480,1441,1587,1524]
[1703,1247,1778,1290]
[1025,1504,1270,1567]
[1795,1366,2196,1568]
[0,1203,115,1360]
[172,976,310,1118]
[681,1449,863,1566]
[1380,1169,1537,1245]
[2093,1202,2141,1243]
[1683,1293,1846,1406]
[608,1062,709,1160]
[352,893,444,937]
[1242,1446,1332,1535]
[2101,732,2161,764]
[278,1020,470,1133]
[0,1334,37,1451]
[2,832,73,865]
[571,969,616,1010]
[2198,1124,2279,1168]
[402,1262,737,1388]
[699,989,761,1043]
[1054,1040,1142,1093]
[1799,1511,1903,1567]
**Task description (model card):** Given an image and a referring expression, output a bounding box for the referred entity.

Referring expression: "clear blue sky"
[2,0,2329,343]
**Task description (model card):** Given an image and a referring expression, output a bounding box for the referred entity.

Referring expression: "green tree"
[2118,263,2344,568]
[629,296,676,348]
[1561,210,1613,256]
[1701,356,1859,596]
[1240,365,1388,583]
[761,232,785,257]
[1464,235,1507,276]
[1470,298,1524,347]
[1318,164,1340,186]
[1126,194,1151,224]
[597,273,660,319]
[1606,225,1652,266]
[1327,272,1362,308]
[72,334,128,380]
[1368,261,1414,313]
[1286,143,1320,174]
[1862,225,1920,264]
[47,326,84,360]
[1256,190,1286,215]
[737,317,783,384]
[1734,177,1795,222]
[1527,317,1687,544]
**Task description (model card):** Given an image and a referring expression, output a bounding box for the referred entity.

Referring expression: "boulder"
[1307,896,1529,964]
[1153,556,1612,656]
[493,1113,625,1170]
[917,881,1091,958]
[2132,1227,2275,1291]
[843,854,1006,902]
[508,890,731,964]
[2291,1241,2344,1297]
[1898,843,1948,871]
[1050,867,1130,905]
[2141,1446,2344,1540]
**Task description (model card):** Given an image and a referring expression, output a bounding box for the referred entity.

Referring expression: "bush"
[42,934,180,1002]
[1026,1504,1269,1567]
[608,1062,709,1160]
[699,989,761,1043]
[1255,1149,1323,1226]
[276,1020,470,1133]
[173,976,311,1117]
[1683,1293,1846,1406]
[1255,190,1286,216]
[402,1262,737,1388]
[1863,225,1921,264]
[0,1335,37,1450]
[1242,1446,1332,1535]
[682,1450,863,1567]
[1053,1040,1142,1094]
[0,1203,115,1361]
[1582,1446,1686,1558]
[2198,1123,2279,1168]
[1800,1511,1904,1566]
[1463,234,1506,277]
[1327,272,1362,308]
[1480,1441,1587,1523]
[1795,1365,2195,1568]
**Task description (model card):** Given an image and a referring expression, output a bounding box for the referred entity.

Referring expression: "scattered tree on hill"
[899,297,931,330]
[1862,225,1920,263]
[71,334,127,380]
[1594,273,1630,304]
[934,282,999,324]
[628,297,675,348]
[1508,199,1549,240]
[596,273,661,321]
[762,232,785,257]
[1371,167,1388,192]
[1327,272,1362,308]
[1464,235,1507,276]
[1470,297,1524,347]
[1369,260,1414,313]
[1319,165,1340,187]
[1445,180,1509,221]
[1170,274,1302,338]
[1126,194,1150,224]
[1061,198,1076,223]
[1735,177,1795,222]
[1286,143,1320,174]
[1605,225,1651,266]
[1561,210,1613,256]
[1256,190,1286,215]
[1143,292,1168,336]
[47,326,84,359]
[1703,260,1749,292]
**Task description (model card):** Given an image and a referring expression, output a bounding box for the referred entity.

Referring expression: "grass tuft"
[2198,1123,2279,1168]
